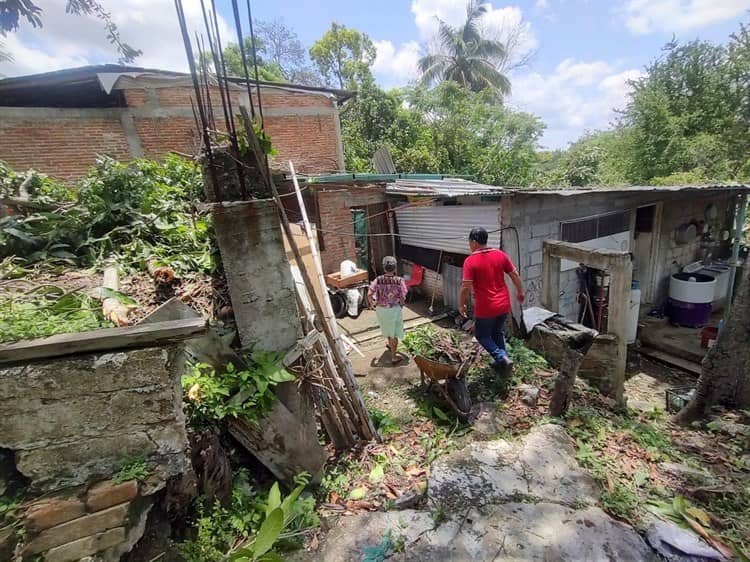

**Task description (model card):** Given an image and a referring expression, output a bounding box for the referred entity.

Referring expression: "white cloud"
[620,0,750,35]
[535,0,550,9]
[0,0,233,77]
[510,61,644,149]
[555,59,613,86]
[373,40,421,87]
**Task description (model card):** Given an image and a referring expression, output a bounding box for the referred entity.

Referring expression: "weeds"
[0,288,112,343]
[181,470,318,562]
[182,353,295,427]
[368,406,401,437]
[113,456,148,484]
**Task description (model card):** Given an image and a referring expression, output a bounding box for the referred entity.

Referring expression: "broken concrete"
[315,504,652,561]
[428,424,599,508]
[314,424,653,561]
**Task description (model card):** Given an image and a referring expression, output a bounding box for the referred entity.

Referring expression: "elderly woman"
[368,256,408,365]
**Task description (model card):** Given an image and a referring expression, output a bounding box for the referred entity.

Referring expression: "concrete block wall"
[0,82,343,181]
[653,193,735,303]
[509,191,737,319]
[316,187,388,275]
[0,346,191,560]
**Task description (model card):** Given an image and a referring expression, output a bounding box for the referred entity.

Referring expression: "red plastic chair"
[405,264,425,302]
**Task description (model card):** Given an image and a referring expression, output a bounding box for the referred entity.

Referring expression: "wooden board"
[637,346,702,376]
[325,269,368,289]
[0,318,207,365]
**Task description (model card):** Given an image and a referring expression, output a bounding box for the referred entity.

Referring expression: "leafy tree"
[418,0,510,97]
[619,31,749,183]
[0,0,140,63]
[257,18,321,85]
[215,36,285,82]
[341,81,543,185]
[309,22,376,89]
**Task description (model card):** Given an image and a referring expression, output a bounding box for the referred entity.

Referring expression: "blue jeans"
[474,314,508,365]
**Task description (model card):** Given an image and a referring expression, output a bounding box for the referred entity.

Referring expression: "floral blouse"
[369,275,408,307]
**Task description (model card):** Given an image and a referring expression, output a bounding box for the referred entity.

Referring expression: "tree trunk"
[675,260,750,424]
[548,331,595,417]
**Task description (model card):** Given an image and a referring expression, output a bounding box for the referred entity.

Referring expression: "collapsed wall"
[0,346,191,561]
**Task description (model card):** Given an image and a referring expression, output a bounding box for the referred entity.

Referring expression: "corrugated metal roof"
[386,180,750,198]
[0,64,355,102]
[395,205,502,254]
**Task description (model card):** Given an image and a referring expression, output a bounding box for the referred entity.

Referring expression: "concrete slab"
[638,317,707,365]
[428,424,600,509]
[313,503,653,562]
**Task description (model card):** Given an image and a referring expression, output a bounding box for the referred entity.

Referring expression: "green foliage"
[113,456,148,484]
[506,338,547,383]
[309,22,376,89]
[341,81,543,185]
[361,530,401,562]
[181,354,295,427]
[181,471,318,562]
[368,406,400,437]
[402,325,441,360]
[0,155,215,276]
[418,0,510,97]
[0,288,112,344]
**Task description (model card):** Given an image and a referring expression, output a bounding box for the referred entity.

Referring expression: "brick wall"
[0,82,343,180]
[316,187,387,275]
[0,115,132,181]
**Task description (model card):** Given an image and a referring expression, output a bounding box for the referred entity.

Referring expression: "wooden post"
[542,242,561,312]
[606,255,632,406]
[548,331,595,416]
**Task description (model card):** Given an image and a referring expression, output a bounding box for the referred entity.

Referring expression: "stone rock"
[0,346,190,493]
[0,527,17,561]
[646,519,724,561]
[428,424,599,509]
[313,503,653,561]
[25,496,86,532]
[708,420,750,438]
[43,527,125,562]
[470,402,501,436]
[659,462,712,484]
[518,384,540,407]
[24,502,129,555]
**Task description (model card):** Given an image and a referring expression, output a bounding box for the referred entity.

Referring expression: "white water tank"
[626,283,641,344]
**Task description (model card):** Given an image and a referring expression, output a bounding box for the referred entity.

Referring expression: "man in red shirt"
[459,227,525,372]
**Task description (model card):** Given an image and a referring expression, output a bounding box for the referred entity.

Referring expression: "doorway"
[632,203,662,303]
[351,208,369,273]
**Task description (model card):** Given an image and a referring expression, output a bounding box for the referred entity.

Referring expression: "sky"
[1,0,748,149]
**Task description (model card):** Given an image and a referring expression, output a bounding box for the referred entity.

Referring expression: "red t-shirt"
[462,248,515,318]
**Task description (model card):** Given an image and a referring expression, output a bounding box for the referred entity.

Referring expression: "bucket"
[700,326,718,349]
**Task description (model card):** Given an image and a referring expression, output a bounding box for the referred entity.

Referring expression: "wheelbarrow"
[413,347,478,421]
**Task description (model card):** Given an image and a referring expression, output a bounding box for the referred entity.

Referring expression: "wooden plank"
[0,318,207,365]
[637,346,702,376]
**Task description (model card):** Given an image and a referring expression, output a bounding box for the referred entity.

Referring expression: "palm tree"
[418,0,511,96]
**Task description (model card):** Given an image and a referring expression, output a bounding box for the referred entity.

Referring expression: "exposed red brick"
[25,497,86,532]
[86,480,138,512]
[43,527,125,562]
[24,503,129,555]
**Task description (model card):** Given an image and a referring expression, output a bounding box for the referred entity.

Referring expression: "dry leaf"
[684,517,734,559]
[329,492,340,504]
[568,418,584,428]
[405,466,426,477]
[686,507,711,527]
[384,483,400,499]
[310,534,319,551]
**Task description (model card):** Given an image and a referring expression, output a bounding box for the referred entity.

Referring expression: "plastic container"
[701,326,718,348]
[626,283,641,344]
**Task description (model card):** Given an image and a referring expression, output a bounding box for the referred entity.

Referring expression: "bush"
[0,155,215,276]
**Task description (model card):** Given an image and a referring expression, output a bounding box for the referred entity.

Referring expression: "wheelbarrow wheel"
[446,377,471,417]
[330,292,347,318]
